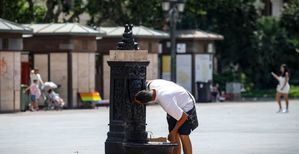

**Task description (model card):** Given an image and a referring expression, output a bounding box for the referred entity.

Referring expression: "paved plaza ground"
[0,100,298,154]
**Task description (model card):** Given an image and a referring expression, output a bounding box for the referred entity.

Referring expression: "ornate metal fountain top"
[117,24,139,50]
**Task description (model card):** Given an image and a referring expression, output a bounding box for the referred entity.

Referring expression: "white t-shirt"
[148,79,195,120]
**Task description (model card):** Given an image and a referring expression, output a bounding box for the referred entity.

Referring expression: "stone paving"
[0,100,298,154]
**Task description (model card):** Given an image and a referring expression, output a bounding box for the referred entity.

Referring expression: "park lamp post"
[162,0,186,83]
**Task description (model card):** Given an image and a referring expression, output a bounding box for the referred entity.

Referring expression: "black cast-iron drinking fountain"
[105,24,176,154]
[117,24,139,50]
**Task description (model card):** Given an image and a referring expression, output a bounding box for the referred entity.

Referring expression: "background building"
[0,18,32,112]
[23,23,104,108]
[0,17,223,112]
[160,30,223,97]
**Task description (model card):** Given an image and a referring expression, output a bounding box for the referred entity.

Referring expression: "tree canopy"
[0,0,164,26]
[1,0,299,89]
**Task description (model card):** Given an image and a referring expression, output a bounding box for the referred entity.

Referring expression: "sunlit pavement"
[0,100,298,154]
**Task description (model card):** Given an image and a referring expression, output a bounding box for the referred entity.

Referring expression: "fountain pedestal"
[105,25,176,154]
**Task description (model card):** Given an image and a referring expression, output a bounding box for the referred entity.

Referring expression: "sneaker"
[282,109,289,113]
[276,109,282,113]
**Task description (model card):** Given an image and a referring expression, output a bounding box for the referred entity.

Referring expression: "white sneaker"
[276,109,282,113]
[282,109,289,113]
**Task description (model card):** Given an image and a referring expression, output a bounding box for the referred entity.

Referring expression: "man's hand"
[167,131,177,143]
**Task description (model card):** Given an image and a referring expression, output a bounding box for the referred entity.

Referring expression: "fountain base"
[124,142,177,154]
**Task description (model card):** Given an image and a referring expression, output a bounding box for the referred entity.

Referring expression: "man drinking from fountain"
[134,79,199,154]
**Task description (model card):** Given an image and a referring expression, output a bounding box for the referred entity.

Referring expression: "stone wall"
[103,55,110,99]
[96,38,118,54]
[137,38,160,53]
[24,36,97,53]
[0,52,21,112]
[71,52,95,107]
[72,37,97,52]
[50,53,68,104]
[34,54,49,82]
[146,53,158,80]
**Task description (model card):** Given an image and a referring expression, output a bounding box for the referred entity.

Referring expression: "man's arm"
[158,95,187,142]
[168,112,188,142]
[170,112,188,134]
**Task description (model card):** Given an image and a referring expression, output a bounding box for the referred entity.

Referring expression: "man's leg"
[167,114,181,154]
[180,135,192,154]
[172,134,181,154]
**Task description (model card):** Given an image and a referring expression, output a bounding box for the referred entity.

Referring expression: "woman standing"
[29,68,44,109]
[271,64,290,113]
[30,68,44,85]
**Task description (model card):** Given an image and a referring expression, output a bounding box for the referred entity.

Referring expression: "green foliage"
[125,0,164,28]
[246,15,299,89]
[214,71,253,92]
[1,0,299,93]
[33,5,47,23]
[242,86,299,98]
[181,0,299,91]
[241,88,275,98]
[0,0,29,22]
[86,0,164,27]
[249,17,289,88]
[181,0,259,72]
[280,1,299,85]
[280,0,299,56]
[290,86,299,98]
[239,72,254,92]
[213,72,234,91]
[0,0,46,23]
[281,0,299,37]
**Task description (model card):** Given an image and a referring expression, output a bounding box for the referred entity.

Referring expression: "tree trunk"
[26,0,34,22]
[44,0,62,22]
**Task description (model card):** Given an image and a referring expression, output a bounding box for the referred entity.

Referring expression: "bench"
[79,92,109,108]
